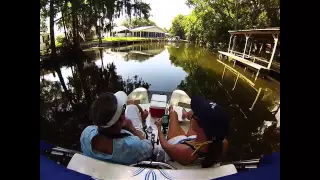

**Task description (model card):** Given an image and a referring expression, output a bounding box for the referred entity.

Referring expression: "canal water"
[41,42,280,161]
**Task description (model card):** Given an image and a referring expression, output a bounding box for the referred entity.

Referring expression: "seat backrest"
[67,154,237,180]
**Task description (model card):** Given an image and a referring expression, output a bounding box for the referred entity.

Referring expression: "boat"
[40,88,280,180]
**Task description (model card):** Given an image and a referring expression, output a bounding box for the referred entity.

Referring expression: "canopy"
[228,28,280,35]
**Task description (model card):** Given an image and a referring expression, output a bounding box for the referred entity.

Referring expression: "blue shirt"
[80,125,153,165]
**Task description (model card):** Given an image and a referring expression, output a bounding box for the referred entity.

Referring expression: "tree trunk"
[71,0,79,47]
[99,48,104,71]
[49,0,57,56]
[61,6,68,40]
[71,0,92,107]
[50,0,74,107]
[93,6,102,47]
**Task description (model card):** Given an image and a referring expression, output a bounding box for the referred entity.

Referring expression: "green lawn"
[93,37,149,42]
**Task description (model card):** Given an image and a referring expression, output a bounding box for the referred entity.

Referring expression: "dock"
[218,28,280,81]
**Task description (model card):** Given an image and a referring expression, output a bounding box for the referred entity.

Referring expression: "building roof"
[228,28,280,35]
[130,26,165,33]
[112,26,129,32]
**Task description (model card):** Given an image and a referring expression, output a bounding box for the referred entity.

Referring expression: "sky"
[52,0,192,36]
[114,0,192,29]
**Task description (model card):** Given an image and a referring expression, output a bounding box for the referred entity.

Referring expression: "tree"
[48,0,74,107]
[170,14,186,39]
[174,0,280,47]
[163,27,169,33]
[121,17,156,28]
[40,16,48,33]
[40,0,152,109]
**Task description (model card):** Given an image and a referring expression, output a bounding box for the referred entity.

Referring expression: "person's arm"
[156,119,196,165]
[122,118,145,140]
[128,126,145,140]
[128,100,148,120]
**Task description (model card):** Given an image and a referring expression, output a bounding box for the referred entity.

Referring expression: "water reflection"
[40,42,279,161]
[110,43,166,62]
[168,43,280,161]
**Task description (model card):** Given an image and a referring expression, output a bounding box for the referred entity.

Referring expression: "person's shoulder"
[82,125,98,134]
[80,125,98,141]
[121,129,134,136]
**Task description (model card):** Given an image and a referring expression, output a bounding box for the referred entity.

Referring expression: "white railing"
[228,50,269,67]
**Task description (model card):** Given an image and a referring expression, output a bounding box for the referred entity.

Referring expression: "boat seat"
[67,153,237,180]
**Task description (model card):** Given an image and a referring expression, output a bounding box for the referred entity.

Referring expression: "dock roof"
[228,28,280,35]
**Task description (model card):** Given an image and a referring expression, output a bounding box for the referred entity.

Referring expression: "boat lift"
[218,28,280,82]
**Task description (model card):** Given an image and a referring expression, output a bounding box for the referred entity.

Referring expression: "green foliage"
[163,27,169,33]
[170,0,280,47]
[40,57,151,149]
[121,18,156,28]
[40,0,152,46]
[170,14,186,39]
[40,16,48,33]
[55,35,65,47]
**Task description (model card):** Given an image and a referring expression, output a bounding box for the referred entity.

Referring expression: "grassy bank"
[93,37,149,42]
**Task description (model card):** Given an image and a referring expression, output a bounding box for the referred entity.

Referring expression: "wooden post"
[232,73,240,91]
[222,65,226,80]
[249,88,262,111]
[267,34,279,70]
[254,69,260,82]
[248,41,253,56]
[242,34,250,58]
[228,35,233,53]
[231,35,236,54]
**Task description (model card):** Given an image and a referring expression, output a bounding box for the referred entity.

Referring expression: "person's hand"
[142,109,149,119]
[122,118,134,130]
[155,118,162,129]
[169,106,178,118]
[182,110,193,120]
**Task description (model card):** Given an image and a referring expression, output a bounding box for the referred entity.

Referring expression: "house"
[130,26,165,38]
[112,26,131,37]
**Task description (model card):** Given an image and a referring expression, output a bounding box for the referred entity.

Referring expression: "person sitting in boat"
[155,96,229,167]
[80,91,152,165]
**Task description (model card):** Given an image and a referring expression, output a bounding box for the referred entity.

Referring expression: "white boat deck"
[67,153,237,180]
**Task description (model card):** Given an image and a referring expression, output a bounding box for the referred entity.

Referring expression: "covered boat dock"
[218,28,280,81]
